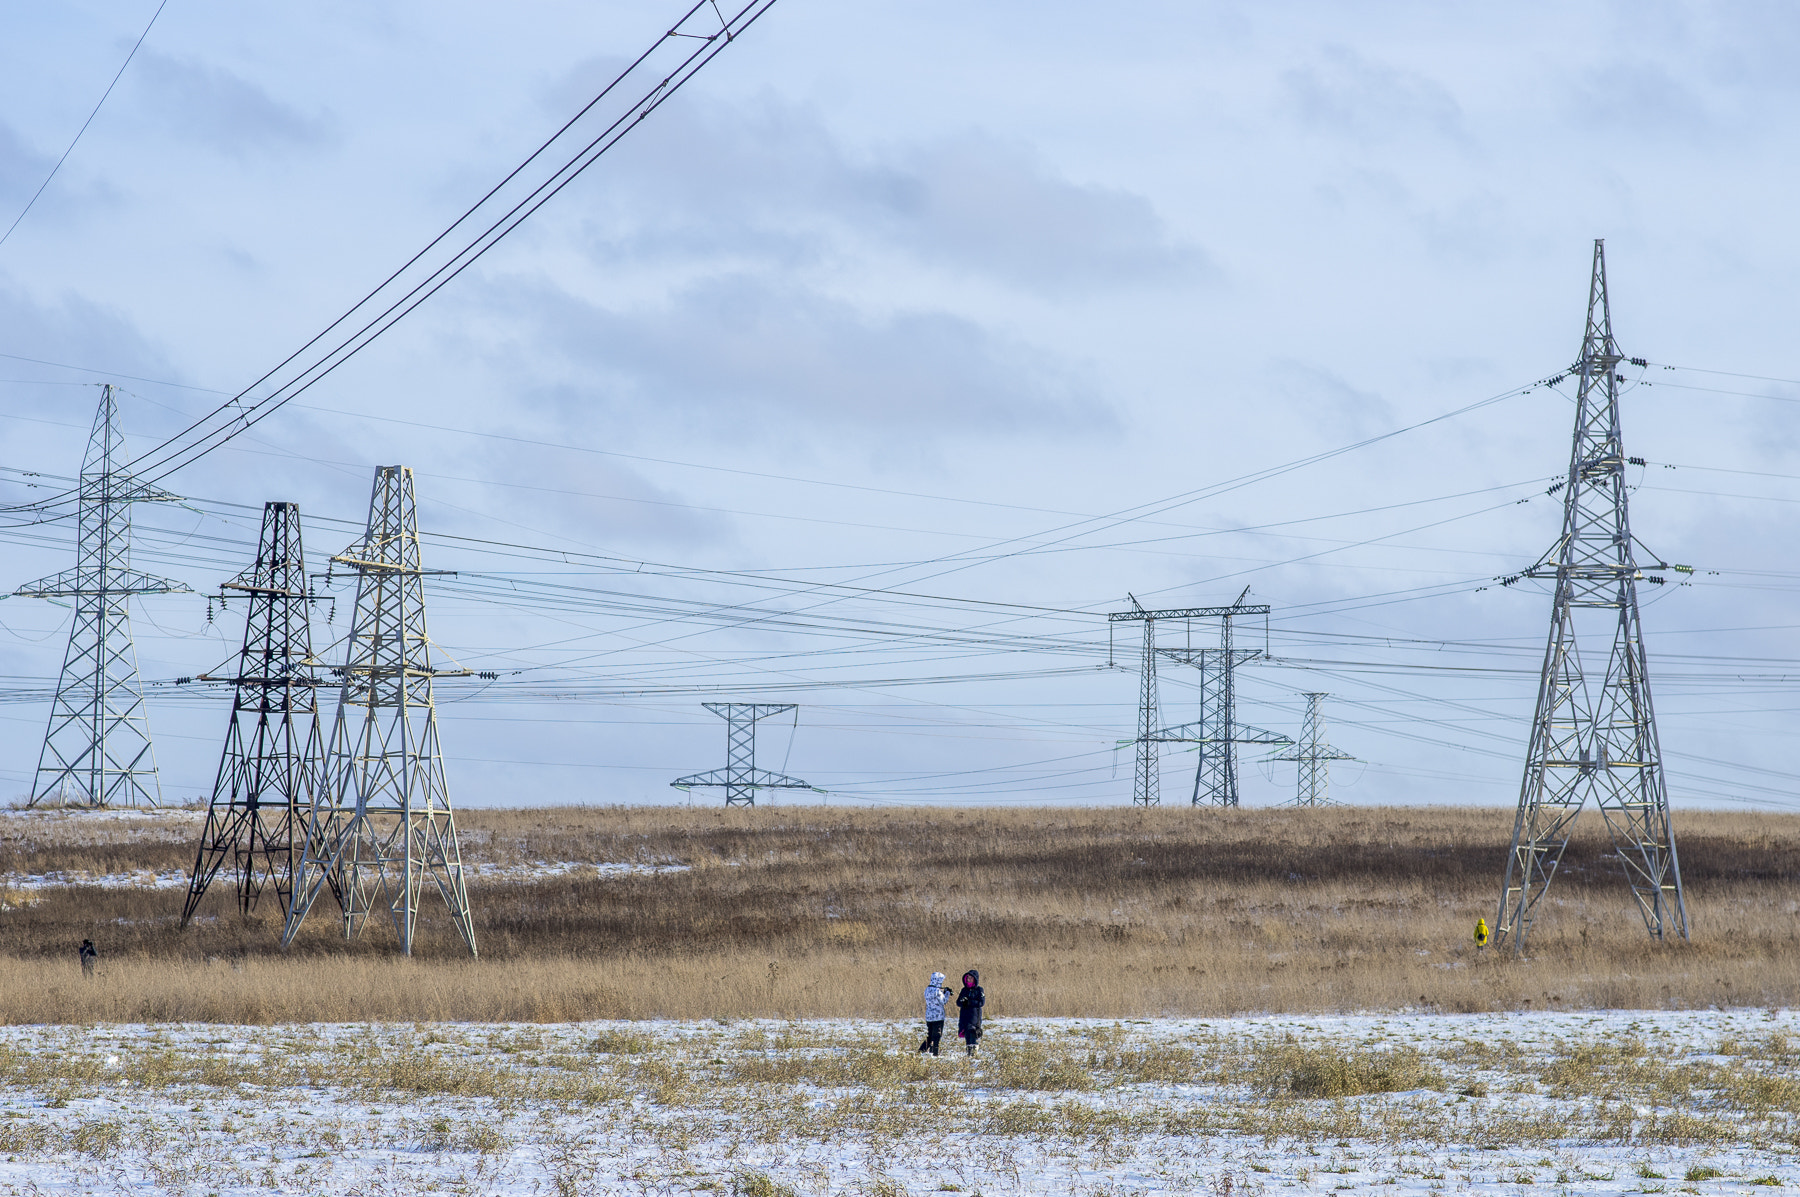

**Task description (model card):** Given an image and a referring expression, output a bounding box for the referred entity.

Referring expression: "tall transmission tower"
[1110,593,1284,806]
[1271,693,1354,807]
[1495,240,1687,951]
[1132,606,1160,807]
[672,703,815,806]
[180,503,325,925]
[283,467,477,957]
[13,384,189,807]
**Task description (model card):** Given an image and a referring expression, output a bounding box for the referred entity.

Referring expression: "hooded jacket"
[955,970,984,1037]
[924,972,948,1021]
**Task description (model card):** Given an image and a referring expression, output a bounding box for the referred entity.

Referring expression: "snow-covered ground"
[462,859,691,883]
[1,1008,1796,1195]
[2,868,192,891]
[0,860,687,891]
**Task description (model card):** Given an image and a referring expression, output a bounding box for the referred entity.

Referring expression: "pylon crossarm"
[219,582,307,597]
[673,769,814,790]
[332,665,467,679]
[1108,603,1271,622]
[326,554,456,576]
[673,702,809,805]
[16,569,189,598]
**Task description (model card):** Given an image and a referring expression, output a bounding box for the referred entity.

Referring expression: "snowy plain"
[0,860,686,893]
[0,1008,1797,1196]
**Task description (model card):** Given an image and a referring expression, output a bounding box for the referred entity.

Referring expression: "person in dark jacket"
[955,969,984,1056]
[79,940,97,978]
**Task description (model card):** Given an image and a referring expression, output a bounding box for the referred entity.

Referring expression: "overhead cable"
[24,1,779,498]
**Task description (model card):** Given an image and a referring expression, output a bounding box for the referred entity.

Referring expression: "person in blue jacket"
[955,969,984,1056]
[918,971,952,1055]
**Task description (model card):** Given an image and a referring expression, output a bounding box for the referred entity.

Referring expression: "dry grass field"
[2,804,1797,1024]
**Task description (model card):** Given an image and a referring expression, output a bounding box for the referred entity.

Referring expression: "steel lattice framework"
[180,503,327,925]
[14,385,188,807]
[283,467,476,956]
[1132,615,1160,807]
[1495,240,1687,951]
[1271,693,1353,807]
[672,703,814,806]
[1111,596,1283,806]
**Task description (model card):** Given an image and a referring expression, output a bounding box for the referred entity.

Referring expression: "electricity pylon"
[1272,693,1354,807]
[180,503,326,925]
[1132,610,1160,806]
[14,384,189,807]
[282,467,477,957]
[1495,239,1686,951]
[672,703,815,806]
[1110,593,1282,806]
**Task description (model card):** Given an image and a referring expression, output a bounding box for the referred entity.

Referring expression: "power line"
[120,2,780,489]
[0,0,170,252]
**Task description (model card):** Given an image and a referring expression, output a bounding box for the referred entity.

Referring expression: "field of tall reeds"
[2,804,1796,1024]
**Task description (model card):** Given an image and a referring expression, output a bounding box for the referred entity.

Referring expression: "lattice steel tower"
[14,385,189,807]
[1272,693,1353,807]
[1132,610,1161,807]
[181,503,325,924]
[282,467,476,956]
[1110,594,1285,807]
[1495,240,1686,951]
[1182,606,1280,807]
[672,703,814,806]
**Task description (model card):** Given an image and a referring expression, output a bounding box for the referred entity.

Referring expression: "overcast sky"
[1,1,1797,811]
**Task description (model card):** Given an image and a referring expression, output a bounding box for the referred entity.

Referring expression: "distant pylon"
[1109,592,1284,806]
[1188,606,1264,807]
[14,384,189,807]
[672,703,814,806]
[282,466,477,957]
[1132,607,1160,807]
[1495,240,1687,951]
[180,503,326,925]
[1272,693,1353,807]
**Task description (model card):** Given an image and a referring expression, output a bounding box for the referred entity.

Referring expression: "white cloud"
[484,271,1114,443]
[1281,45,1466,146]
[128,51,336,158]
[556,85,1208,293]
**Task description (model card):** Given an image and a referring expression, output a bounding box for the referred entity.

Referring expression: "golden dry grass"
[1,804,1797,1023]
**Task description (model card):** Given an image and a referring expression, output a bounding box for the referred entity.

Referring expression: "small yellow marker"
[1473,917,1490,948]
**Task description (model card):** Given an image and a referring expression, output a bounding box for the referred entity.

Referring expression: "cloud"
[1267,359,1397,442]
[129,51,334,157]
[553,81,1207,292]
[1564,61,1713,141]
[486,272,1113,443]
[868,134,1210,291]
[1281,45,1466,145]
[451,437,730,551]
[0,281,171,517]
[0,278,172,397]
[0,121,52,211]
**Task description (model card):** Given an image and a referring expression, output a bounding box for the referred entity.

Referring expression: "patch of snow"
[1,860,690,891]
[0,1009,1792,1194]
[461,860,690,882]
[2,869,190,891]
